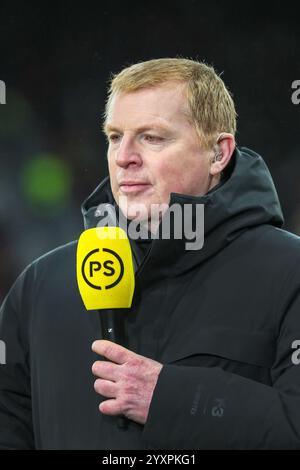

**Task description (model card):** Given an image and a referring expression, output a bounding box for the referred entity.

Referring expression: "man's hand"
[91,340,163,425]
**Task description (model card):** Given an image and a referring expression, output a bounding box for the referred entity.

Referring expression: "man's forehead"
[105,83,189,131]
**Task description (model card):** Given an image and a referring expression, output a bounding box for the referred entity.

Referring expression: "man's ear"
[210,133,236,177]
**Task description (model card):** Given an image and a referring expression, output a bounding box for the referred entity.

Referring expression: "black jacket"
[1,147,300,449]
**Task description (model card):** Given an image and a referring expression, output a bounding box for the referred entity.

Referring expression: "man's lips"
[119,182,151,194]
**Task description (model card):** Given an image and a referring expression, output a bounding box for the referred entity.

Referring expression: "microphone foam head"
[76,227,135,310]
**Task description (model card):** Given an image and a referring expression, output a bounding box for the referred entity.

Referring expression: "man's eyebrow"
[103,123,172,135]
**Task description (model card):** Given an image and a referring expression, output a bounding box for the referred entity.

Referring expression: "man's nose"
[115,135,142,168]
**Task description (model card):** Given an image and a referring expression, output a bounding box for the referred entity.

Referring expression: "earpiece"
[213,151,222,163]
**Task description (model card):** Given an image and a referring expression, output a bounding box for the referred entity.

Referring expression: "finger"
[94,379,117,398]
[92,360,118,381]
[92,340,135,365]
[99,398,122,416]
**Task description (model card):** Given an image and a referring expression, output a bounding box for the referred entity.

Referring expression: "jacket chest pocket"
[160,327,275,372]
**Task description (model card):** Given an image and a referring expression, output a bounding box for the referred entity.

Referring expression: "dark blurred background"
[0,0,300,301]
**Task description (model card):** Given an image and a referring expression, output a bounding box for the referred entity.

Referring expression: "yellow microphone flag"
[76,227,135,310]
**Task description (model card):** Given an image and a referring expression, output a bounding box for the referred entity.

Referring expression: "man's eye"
[108,134,121,143]
[144,134,164,143]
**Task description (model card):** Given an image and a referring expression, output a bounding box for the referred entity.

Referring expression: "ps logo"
[82,248,124,290]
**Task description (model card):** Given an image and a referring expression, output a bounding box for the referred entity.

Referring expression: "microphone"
[76,226,135,429]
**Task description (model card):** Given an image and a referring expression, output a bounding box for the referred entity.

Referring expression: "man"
[1,58,300,449]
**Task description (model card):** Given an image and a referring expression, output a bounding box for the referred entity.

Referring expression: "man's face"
[105,82,214,222]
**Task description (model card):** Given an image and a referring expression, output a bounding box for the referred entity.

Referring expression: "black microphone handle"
[98,309,128,430]
[99,309,127,345]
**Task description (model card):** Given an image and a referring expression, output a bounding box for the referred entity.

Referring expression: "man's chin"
[121,207,151,223]
[117,196,170,232]
[117,204,161,234]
